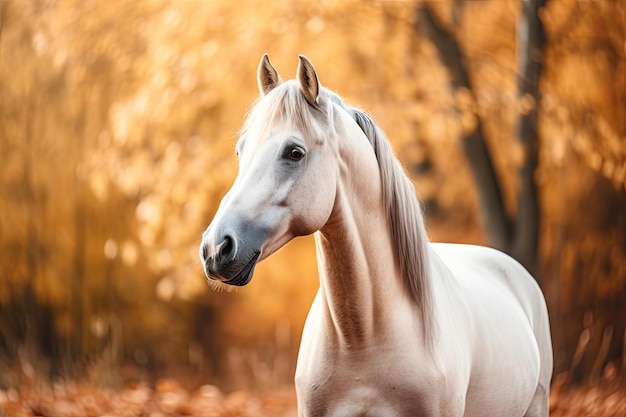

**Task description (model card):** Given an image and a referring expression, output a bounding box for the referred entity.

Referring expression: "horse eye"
[284,146,306,161]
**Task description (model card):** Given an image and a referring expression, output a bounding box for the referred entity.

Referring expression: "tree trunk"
[415,1,545,279]
[510,0,546,277]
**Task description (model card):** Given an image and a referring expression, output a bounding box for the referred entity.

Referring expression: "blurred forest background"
[1,0,625,414]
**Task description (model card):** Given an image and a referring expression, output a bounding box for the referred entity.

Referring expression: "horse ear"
[257,53,282,96]
[297,55,319,106]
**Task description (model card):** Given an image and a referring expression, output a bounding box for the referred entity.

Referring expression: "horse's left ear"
[297,55,319,106]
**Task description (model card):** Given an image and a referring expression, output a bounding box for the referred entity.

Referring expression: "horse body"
[430,243,551,416]
[199,54,552,416]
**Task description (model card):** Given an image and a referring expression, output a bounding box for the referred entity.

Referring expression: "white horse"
[199,54,553,417]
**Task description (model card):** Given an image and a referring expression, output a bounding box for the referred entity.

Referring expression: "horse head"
[199,54,364,287]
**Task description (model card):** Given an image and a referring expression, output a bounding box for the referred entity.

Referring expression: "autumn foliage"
[2,376,626,417]
[0,0,625,414]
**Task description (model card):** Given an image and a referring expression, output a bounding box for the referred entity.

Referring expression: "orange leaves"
[0,380,298,417]
[550,374,626,417]
[2,377,626,417]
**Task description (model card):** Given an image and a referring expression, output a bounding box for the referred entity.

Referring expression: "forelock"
[241,81,337,142]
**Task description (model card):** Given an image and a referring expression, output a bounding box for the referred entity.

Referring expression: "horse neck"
[314,148,416,348]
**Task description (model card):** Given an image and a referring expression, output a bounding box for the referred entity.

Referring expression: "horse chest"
[297,379,438,417]
[295,351,452,417]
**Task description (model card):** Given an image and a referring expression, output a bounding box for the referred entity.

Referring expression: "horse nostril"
[201,243,209,261]
[219,235,235,262]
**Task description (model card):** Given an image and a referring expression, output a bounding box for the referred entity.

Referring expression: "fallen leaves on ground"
[0,379,297,417]
[1,376,625,417]
[549,373,626,417]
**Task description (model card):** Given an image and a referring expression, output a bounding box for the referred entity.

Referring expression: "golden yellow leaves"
[516,93,536,116]
[454,87,478,135]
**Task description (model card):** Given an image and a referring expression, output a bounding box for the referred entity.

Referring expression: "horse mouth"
[223,252,260,286]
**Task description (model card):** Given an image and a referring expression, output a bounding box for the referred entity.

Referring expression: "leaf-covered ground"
[1,376,625,417]
[0,379,297,417]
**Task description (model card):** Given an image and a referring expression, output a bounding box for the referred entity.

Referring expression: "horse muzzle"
[199,226,263,286]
